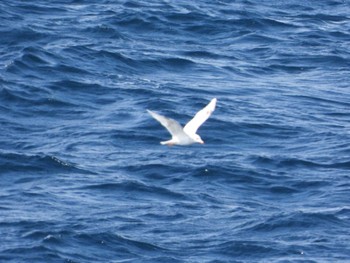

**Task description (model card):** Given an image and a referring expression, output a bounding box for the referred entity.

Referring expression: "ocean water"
[1,0,350,262]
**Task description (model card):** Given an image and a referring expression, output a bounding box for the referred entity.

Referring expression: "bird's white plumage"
[183,98,217,135]
[147,98,217,146]
[146,110,182,137]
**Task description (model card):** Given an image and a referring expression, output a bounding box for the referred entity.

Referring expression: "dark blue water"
[1,1,350,262]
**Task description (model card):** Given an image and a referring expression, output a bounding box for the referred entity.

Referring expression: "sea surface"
[1,1,350,262]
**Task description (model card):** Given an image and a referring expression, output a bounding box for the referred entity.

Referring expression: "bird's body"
[147,98,217,146]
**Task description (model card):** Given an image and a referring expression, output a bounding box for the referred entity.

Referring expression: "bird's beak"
[200,140,204,144]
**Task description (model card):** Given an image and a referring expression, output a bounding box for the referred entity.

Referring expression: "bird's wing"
[183,98,217,135]
[147,110,184,138]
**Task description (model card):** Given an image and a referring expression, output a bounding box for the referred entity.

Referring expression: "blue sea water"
[1,0,350,262]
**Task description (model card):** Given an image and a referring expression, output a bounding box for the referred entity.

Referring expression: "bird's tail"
[160,140,174,146]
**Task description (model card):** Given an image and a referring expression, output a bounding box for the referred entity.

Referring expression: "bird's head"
[193,134,204,144]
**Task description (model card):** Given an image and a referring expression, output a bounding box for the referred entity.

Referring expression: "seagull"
[147,98,217,146]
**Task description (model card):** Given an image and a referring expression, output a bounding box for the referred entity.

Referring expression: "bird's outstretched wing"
[147,110,184,138]
[183,98,217,135]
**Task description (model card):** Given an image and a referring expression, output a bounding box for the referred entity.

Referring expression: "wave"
[0,152,91,175]
[246,210,346,233]
[248,154,350,170]
[82,180,188,201]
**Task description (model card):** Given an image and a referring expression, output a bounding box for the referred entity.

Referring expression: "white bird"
[147,98,217,146]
